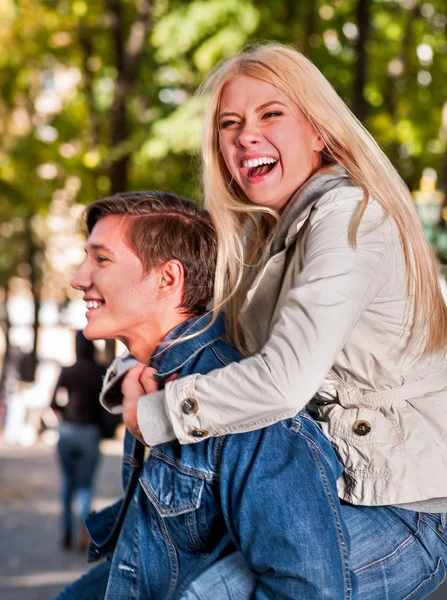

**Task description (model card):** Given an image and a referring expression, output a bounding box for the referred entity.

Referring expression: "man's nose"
[70,260,91,291]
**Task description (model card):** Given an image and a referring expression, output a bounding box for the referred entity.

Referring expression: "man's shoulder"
[180,337,243,377]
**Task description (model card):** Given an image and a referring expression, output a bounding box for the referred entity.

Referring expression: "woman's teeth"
[86,300,103,309]
[243,157,277,168]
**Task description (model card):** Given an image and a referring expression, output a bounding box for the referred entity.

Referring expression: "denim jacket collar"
[149,312,225,383]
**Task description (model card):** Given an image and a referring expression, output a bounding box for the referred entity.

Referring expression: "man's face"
[71,215,162,349]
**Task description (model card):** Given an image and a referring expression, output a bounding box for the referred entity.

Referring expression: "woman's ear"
[313,134,325,153]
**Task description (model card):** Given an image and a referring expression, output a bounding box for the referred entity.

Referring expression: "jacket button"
[182,398,198,415]
[353,420,371,436]
[191,429,208,439]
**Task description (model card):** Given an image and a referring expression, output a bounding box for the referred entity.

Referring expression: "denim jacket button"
[191,428,208,439]
[182,398,199,415]
[353,420,371,436]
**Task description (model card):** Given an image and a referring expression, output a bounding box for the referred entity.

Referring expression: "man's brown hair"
[85,191,217,316]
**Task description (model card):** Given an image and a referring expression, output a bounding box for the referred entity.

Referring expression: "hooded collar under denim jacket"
[137,166,447,508]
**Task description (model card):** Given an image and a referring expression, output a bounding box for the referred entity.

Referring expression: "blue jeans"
[57,423,101,535]
[181,509,447,600]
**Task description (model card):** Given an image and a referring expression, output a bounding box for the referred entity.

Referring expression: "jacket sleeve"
[137,192,395,446]
[218,418,349,599]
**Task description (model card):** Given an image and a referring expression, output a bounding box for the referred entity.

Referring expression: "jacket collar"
[270,164,352,255]
[149,312,225,382]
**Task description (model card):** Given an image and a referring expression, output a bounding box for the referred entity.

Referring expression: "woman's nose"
[236,122,262,148]
[70,260,91,291]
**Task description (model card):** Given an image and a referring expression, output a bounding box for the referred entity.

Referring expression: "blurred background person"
[51,331,106,552]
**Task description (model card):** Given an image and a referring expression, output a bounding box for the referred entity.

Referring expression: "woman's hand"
[121,364,158,443]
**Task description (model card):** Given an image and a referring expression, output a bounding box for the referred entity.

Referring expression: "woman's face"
[218,75,324,212]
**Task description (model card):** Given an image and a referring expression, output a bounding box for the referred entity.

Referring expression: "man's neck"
[122,311,195,365]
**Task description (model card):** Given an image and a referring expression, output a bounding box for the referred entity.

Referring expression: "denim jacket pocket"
[139,454,221,554]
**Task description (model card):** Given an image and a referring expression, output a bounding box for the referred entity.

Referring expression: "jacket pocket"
[325,404,405,480]
[139,454,222,554]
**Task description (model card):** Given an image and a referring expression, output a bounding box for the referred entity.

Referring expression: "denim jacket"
[85,313,343,599]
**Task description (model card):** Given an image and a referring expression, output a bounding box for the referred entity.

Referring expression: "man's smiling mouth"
[86,300,105,310]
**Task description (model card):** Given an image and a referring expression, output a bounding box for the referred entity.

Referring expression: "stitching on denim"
[139,476,203,516]
[135,514,140,600]
[283,414,301,433]
[299,428,336,474]
[186,508,201,552]
[354,515,421,575]
[310,443,353,599]
[402,557,445,600]
[210,345,232,366]
[149,448,216,481]
[156,336,222,378]
[156,513,179,600]
[186,506,210,553]
[420,514,447,545]
[213,436,225,475]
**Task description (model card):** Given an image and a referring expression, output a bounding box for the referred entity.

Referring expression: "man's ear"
[156,259,184,298]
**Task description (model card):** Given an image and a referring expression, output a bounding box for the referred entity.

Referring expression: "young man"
[56,192,349,600]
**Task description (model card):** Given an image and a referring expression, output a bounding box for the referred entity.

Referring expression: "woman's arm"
[136,193,395,446]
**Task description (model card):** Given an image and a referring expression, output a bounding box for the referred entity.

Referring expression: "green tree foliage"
[0,0,446,367]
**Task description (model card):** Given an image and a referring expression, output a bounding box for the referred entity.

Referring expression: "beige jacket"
[136,177,447,506]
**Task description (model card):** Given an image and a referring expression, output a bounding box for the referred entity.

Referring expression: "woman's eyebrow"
[256,100,287,112]
[219,110,240,119]
[219,100,287,119]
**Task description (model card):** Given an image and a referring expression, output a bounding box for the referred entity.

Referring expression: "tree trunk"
[78,21,101,147]
[440,131,447,202]
[26,218,40,383]
[353,0,372,123]
[0,284,12,398]
[104,0,152,363]
[303,0,317,58]
[107,0,152,195]
[384,1,420,119]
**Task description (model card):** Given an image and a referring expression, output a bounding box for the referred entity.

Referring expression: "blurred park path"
[0,437,122,600]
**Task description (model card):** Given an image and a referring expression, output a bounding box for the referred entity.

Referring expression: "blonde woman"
[119,44,447,598]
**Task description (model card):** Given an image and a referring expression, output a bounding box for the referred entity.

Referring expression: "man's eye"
[96,256,109,264]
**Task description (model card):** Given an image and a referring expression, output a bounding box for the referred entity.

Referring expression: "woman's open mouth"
[240,157,278,182]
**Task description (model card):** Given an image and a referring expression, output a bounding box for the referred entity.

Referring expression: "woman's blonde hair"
[199,42,447,356]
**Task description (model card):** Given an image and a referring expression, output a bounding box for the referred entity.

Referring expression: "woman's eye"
[220,119,239,129]
[262,111,283,119]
